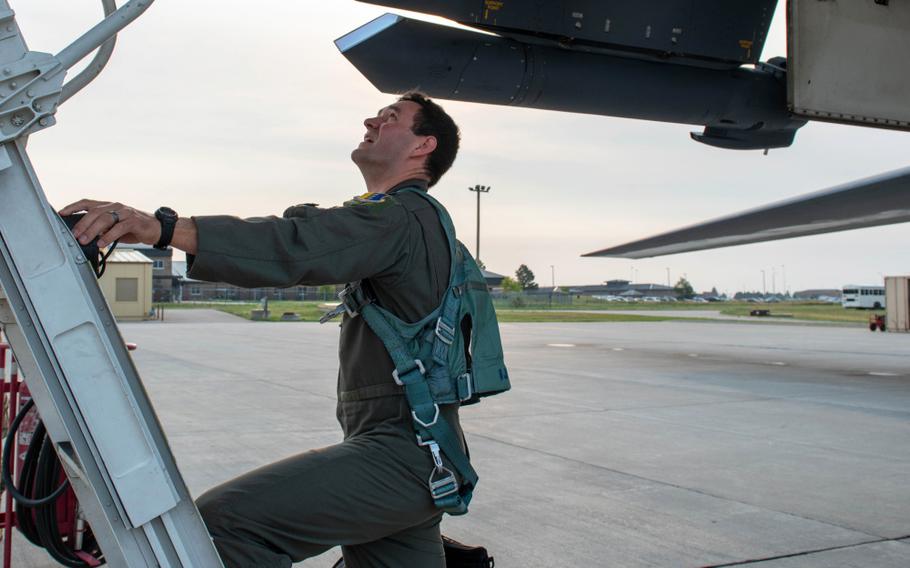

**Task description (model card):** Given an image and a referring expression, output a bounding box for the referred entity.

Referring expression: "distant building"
[481,269,505,288]
[605,279,632,292]
[698,288,725,300]
[128,245,178,302]
[98,249,153,320]
[556,279,676,298]
[172,261,340,302]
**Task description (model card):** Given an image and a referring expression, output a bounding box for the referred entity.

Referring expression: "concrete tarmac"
[11,316,910,567]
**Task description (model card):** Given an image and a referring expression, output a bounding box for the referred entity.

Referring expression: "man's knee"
[196,486,239,535]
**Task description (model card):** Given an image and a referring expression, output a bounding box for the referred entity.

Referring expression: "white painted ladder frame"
[0,1,223,566]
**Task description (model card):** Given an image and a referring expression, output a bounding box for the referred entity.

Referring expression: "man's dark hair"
[398,91,460,187]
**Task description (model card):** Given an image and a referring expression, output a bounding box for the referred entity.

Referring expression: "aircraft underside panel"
[356,0,778,66]
[337,14,805,150]
[789,0,910,131]
[583,167,910,259]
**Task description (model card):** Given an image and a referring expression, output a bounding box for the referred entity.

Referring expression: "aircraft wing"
[355,0,778,67]
[336,4,806,151]
[583,167,910,259]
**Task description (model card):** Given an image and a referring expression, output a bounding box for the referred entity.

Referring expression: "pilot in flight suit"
[191,178,461,567]
[60,91,465,567]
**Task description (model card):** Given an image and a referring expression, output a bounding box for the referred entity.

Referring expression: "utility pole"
[468,185,491,261]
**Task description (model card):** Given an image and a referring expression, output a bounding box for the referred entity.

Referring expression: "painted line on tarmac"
[547,343,575,348]
[680,353,789,367]
[869,371,898,377]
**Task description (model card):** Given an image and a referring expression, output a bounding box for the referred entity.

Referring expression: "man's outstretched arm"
[59,199,198,254]
[58,196,412,289]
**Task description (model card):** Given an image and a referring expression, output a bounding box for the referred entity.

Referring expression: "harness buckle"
[457,373,474,402]
[318,304,346,324]
[337,287,362,317]
[428,441,444,469]
[411,403,440,428]
[427,442,459,499]
[434,318,455,345]
[392,359,425,386]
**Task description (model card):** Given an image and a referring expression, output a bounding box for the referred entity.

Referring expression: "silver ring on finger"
[109,210,120,224]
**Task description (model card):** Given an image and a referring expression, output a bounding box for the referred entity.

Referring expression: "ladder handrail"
[59,0,117,104]
[57,0,156,103]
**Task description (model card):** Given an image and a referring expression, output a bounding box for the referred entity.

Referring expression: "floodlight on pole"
[468,184,491,261]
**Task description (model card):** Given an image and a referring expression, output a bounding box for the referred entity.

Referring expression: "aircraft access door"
[788,0,910,131]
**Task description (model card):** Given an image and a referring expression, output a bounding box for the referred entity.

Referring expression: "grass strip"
[157,301,877,325]
[719,304,881,323]
[482,311,683,323]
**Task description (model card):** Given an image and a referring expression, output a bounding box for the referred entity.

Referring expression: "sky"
[13,1,909,295]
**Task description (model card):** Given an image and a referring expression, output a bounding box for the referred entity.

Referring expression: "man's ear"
[412,135,437,158]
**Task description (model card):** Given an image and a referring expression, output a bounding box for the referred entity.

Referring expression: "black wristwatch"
[154,207,179,250]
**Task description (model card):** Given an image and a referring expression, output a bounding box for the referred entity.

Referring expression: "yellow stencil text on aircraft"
[484,1,504,20]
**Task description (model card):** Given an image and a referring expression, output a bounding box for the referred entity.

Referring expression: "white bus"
[842,285,886,309]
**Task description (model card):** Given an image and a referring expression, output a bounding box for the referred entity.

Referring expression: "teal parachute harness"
[329,187,510,515]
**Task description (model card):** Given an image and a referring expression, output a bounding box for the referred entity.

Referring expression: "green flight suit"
[188,180,462,568]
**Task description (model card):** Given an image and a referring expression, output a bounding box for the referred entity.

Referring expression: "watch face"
[156,207,178,220]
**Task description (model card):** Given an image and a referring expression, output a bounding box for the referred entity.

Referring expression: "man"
[61,92,464,567]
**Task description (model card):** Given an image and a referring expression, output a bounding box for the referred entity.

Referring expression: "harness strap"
[334,188,482,515]
[432,290,459,365]
[433,249,466,366]
[358,302,477,514]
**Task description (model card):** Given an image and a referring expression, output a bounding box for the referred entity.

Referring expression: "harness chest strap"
[319,284,372,324]
[324,284,474,410]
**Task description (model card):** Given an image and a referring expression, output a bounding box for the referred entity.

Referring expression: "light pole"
[550,265,555,288]
[468,185,491,261]
[761,269,766,295]
[666,267,670,287]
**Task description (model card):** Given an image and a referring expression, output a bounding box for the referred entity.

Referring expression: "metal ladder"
[0,1,223,565]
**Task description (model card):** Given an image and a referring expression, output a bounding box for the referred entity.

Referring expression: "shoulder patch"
[344,192,392,207]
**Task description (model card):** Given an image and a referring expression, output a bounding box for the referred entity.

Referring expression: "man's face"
[352,100,426,170]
